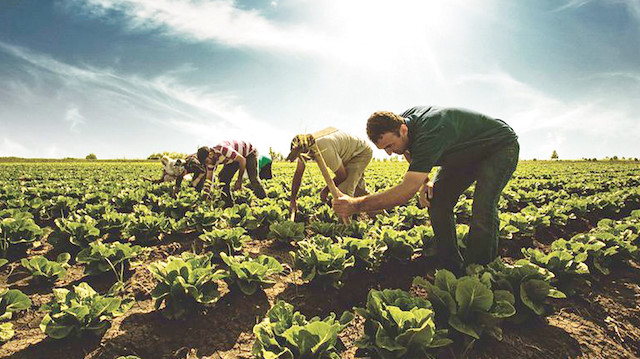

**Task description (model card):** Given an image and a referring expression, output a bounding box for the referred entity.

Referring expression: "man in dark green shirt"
[333,106,519,271]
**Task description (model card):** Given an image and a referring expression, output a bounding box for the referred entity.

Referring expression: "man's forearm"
[355,184,416,213]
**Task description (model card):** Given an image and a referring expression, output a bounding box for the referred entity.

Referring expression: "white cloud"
[64,0,323,53]
[63,0,496,71]
[65,106,86,131]
[0,41,288,157]
[0,42,282,142]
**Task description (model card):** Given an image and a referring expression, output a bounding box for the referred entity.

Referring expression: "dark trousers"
[218,152,266,206]
[259,162,272,180]
[428,141,519,269]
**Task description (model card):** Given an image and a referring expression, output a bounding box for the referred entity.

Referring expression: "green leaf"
[455,278,493,317]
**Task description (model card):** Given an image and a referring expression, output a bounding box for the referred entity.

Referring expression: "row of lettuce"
[1,210,637,358]
[1,161,639,356]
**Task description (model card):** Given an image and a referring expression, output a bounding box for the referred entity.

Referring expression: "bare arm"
[290,159,306,203]
[233,155,247,189]
[332,165,348,187]
[333,171,429,216]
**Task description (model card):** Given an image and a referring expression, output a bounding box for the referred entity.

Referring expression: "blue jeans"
[428,141,519,269]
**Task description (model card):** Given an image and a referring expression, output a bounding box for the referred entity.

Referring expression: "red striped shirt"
[209,140,256,169]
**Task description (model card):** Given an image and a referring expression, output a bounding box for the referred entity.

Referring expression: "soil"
[1,229,639,359]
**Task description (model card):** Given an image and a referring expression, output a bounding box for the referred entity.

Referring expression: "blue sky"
[1,0,639,160]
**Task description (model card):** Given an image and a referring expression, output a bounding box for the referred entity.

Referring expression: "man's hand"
[233,180,242,191]
[418,180,434,208]
[332,193,359,218]
[320,186,330,203]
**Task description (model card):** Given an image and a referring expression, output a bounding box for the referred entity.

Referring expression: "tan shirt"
[315,131,371,172]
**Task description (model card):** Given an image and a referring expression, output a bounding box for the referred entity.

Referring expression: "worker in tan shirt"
[286,130,373,217]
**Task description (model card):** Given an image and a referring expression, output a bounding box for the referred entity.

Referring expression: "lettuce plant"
[253,204,284,230]
[181,207,221,232]
[378,227,422,261]
[374,213,405,230]
[198,227,249,256]
[269,221,305,244]
[0,288,31,342]
[220,253,283,295]
[354,289,452,359]
[569,230,638,275]
[474,258,566,323]
[252,300,353,359]
[43,195,79,219]
[0,214,43,257]
[310,222,341,238]
[48,215,101,249]
[127,214,170,244]
[408,225,436,256]
[291,235,355,288]
[313,204,339,223]
[341,237,387,270]
[522,246,589,295]
[21,253,71,282]
[97,211,131,240]
[339,221,371,239]
[113,188,146,213]
[222,204,258,230]
[413,270,516,343]
[397,205,429,229]
[76,241,143,276]
[149,252,226,319]
[39,282,132,339]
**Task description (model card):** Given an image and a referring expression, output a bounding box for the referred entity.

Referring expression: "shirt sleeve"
[407,122,450,174]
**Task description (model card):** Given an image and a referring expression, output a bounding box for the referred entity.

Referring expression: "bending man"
[286,130,372,217]
[198,140,267,207]
[332,107,519,271]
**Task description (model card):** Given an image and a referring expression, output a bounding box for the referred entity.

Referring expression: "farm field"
[1,160,639,359]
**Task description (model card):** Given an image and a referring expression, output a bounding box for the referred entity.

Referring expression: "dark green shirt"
[404,106,518,173]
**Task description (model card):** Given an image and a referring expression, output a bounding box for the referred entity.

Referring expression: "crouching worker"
[197,140,267,207]
[286,130,372,218]
[332,107,519,273]
[150,154,206,197]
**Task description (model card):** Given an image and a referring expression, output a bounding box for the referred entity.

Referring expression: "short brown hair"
[366,111,404,142]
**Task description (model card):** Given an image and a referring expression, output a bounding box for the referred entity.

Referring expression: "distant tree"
[532,158,537,161]
[85,153,97,160]
[612,155,619,161]
[551,150,558,160]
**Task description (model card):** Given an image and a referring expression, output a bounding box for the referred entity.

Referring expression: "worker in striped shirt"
[197,140,267,207]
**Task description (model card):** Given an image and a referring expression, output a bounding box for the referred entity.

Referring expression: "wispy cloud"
[0,41,288,156]
[453,70,639,158]
[554,0,640,20]
[63,0,323,53]
[65,106,86,131]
